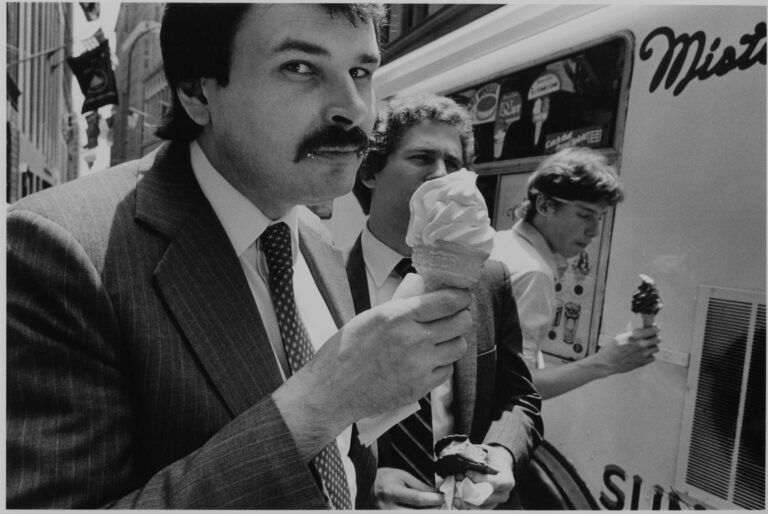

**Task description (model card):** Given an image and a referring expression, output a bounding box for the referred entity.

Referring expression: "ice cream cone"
[412,241,486,291]
[641,314,655,328]
[631,274,662,325]
[406,169,495,292]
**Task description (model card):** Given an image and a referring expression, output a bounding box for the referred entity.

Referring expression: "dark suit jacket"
[6,141,375,509]
[345,235,543,484]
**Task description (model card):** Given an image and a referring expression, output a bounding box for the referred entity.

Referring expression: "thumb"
[402,472,438,492]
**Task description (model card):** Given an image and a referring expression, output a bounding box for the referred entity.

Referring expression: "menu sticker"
[498,90,522,122]
[493,90,522,158]
[470,82,501,124]
[544,126,604,154]
[531,96,550,145]
[528,72,561,100]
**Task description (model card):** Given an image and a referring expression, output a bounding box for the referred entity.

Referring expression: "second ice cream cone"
[641,314,655,328]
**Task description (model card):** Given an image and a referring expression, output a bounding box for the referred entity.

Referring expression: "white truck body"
[327,4,766,509]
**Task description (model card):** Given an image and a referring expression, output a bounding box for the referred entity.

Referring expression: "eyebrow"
[273,38,380,65]
[405,148,464,166]
[575,203,602,214]
[551,196,604,215]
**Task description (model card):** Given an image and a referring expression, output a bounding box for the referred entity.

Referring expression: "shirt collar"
[513,219,568,278]
[361,223,409,288]
[190,140,299,260]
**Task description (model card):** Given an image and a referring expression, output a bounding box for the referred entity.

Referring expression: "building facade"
[382,4,501,65]
[110,3,166,166]
[6,2,78,204]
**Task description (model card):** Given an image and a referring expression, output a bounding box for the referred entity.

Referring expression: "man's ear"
[176,78,210,127]
[535,195,553,216]
[359,163,377,190]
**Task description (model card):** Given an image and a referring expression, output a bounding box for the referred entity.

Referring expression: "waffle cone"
[641,314,655,328]
[411,241,487,291]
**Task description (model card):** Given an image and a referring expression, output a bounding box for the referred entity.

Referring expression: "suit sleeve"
[6,209,326,509]
[481,263,544,478]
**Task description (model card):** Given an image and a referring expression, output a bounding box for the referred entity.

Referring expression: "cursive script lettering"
[639,22,766,96]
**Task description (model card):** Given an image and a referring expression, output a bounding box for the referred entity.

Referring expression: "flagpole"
[6,31,113,68]
[129,106,158,123]
[6,44,68,67]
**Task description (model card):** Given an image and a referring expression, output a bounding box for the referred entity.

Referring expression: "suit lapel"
[138,142,282,417]
[345,234,371,314]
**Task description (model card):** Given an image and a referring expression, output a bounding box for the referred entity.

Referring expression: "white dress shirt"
[360,224,455,444]
[491,219,567,369]
[190,141,356,502]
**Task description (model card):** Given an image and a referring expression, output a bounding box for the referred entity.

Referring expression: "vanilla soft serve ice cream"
[406,169,495,290]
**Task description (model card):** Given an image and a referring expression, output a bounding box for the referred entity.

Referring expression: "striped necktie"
[394,257,417,278]
[261,222,353,510]
[385,257,436,485]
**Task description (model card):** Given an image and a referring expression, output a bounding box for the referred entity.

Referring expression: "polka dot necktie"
[385,257,436,485]
[261,222,353,510]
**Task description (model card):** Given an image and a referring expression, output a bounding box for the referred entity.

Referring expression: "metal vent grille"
[676,287,765,510]
[733,304,765,509]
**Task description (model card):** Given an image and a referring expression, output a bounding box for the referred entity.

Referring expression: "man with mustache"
[6,4,473,509]
[490,146,660,400]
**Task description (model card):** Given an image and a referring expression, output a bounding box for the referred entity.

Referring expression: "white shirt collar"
[189,140,299,261]
[513,219,568,278]
[361,223,409,288]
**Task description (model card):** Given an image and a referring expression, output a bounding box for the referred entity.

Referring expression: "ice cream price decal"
[528,73,562,99]
[493,91,521,159]
[497,91,521,121]
[468,83,501,124]
[544,126,604,154]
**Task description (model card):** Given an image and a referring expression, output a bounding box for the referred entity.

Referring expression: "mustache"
[294,125,370,163]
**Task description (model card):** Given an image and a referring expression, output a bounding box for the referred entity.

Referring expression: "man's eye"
[447,160,463,172]
[284,62,314,75]
[580,213,603,223]
[350,67,372,80]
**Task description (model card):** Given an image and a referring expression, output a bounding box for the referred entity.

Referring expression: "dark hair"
[156,3,388,142]
[353,93,475,214]
[519,146,625,222]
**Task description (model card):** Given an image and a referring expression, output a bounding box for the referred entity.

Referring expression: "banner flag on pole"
[84,151,97,170]
[79,3,100,22]
[84,112,101,149]
[67,40,118,113]
[92,27,106,44]
[127,112,139,130]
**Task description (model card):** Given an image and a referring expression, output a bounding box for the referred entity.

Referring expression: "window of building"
[380,4,501,65]
[21,170,33,198]
[7,122,12,203]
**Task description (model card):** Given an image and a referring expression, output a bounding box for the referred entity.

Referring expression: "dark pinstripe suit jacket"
[345,235,543,487]
[6,141,375,509]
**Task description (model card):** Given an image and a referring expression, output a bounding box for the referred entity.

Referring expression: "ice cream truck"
[326,3,766,510]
